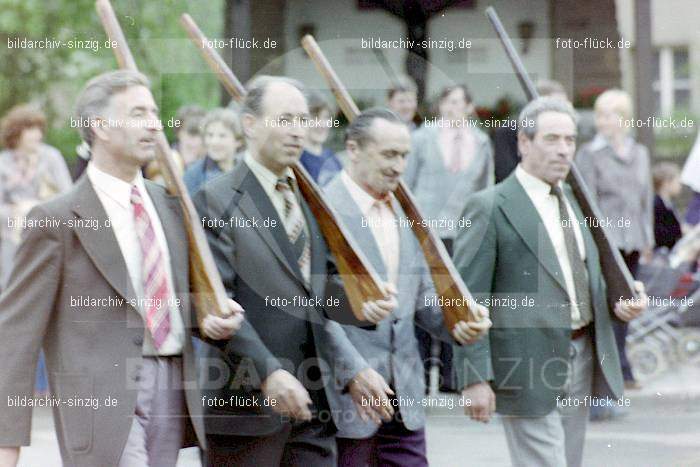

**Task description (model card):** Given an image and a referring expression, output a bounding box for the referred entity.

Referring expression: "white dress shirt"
[515,165,590,329]
[87,162,185,355]
[244,153,310,237]
[341,171,400,285]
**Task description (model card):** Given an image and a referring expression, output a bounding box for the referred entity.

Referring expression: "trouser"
[203,419,336,467]
[118,356,186,467]
[501,335,594,467]
[337,416,428,467]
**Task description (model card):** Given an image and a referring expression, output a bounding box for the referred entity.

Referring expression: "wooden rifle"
[95,0,229,327]
[300,35,481,329]
[179,14,386,323]
[485,6,638,303]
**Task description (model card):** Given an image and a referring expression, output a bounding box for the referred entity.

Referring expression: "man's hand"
[462,382,495,423]
[452,304,492,344]
[614,281,647,322]
[261,369,312,421]
[362,282,398,324]
[348,368,395,424]
[0,447,19,467]
[201,298,245,340]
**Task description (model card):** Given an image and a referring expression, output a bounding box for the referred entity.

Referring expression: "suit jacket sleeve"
[451,193,496,388]
[414,260,453,343]
[193,188,283,382]
[640,145,655,249]
[403,131,423,190]
[0,205,62,446]
[318,237,372,389]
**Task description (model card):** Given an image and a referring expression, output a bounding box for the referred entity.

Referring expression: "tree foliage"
[0,0,224,161]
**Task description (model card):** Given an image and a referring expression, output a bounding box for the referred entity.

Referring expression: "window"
[652,47,691,115]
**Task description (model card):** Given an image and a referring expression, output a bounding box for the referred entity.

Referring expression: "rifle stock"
[300,34,480,329]
[95,0,229,327]
[180,14,385,323]
[485,6,637,303]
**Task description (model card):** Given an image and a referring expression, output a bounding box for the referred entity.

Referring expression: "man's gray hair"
[518,96,578,139]
[75,70,150,146]
[345,107,404,148]
[242,75,307,116]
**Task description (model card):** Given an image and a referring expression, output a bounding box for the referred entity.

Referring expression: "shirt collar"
[515,164,562,200]
[244,151,295,193]
[86,161,147,210]
[340,170,394,216]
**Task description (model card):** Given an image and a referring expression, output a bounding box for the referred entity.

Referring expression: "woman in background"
[0,104,72,396]
[183,107,243,194]
[576,89,654,395]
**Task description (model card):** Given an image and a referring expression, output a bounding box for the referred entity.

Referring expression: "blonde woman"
[576,89,653,392]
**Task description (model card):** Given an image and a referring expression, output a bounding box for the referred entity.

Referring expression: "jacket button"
[133,335,143,346]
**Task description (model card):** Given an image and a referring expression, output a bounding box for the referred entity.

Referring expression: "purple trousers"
[337,418,428,467]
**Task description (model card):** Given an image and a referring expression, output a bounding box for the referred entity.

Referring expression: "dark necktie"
[550,185,593,325]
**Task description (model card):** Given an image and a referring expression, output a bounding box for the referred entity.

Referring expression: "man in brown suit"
[0,70,244,467]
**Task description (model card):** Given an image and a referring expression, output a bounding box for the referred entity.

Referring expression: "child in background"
[653,162,684,251]
[300,90,342,186]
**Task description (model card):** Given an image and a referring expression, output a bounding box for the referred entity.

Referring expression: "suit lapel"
[70,177,139,306]
[300,198,322,296]
[232,163,307,289]
[393,198,414,317]
[564,183,603,297]
[329,180,388,281]
[498,175,568,293]
[145,182,190,310]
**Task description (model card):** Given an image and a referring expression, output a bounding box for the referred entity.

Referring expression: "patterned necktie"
[550,185,593,325]
[275,177,311,284]
[130,186,171,349]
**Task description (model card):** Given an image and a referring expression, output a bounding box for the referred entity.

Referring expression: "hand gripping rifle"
[179,14,386,323]
[485,6,638,304]
[299,35,482,330]
[95,0,230,327]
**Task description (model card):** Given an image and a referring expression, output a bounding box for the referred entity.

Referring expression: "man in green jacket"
[453,96,645,467]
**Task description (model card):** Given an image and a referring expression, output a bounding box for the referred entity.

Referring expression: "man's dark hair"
[345,108,404,147]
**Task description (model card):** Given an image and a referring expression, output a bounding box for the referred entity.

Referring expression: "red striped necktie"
[130,185,171,349]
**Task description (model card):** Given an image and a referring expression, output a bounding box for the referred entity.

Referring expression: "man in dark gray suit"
[193,76,398,467]
[0,70,244,467]
[323,108,491,466]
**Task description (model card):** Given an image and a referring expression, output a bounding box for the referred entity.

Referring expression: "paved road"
[17,364,700,466]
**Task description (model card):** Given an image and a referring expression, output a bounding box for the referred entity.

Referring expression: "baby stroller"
[626,229,700,382]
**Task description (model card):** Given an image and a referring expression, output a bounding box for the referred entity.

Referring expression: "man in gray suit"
[404,84,495,392]
[453,97,646,467]
[323,108,491,466]
[193,76,399,467]
[0,70,244,467]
